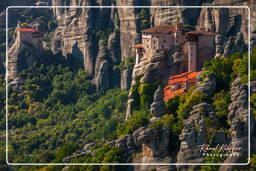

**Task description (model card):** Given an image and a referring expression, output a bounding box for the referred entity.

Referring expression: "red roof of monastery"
[186,30,215,36]
[135,44,143,48]
[164,71,201,101]
[168,71,201,84]
[141,25,177,34]
[164,88,186,101]
[16,28,39,33]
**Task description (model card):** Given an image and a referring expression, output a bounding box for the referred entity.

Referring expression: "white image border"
[5,5,251,166]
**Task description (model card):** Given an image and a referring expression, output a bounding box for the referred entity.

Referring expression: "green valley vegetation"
[0,52,129,169]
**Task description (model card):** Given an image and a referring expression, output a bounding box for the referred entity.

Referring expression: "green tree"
[139,9,150,29]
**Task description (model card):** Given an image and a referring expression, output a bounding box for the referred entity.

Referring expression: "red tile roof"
[164,71,201,101]
[142,25,177,34]
[17,28,39,33]
[164,87,186,101]
[186,30,215,36]
[135,44,143,48]
[168,71,201,84]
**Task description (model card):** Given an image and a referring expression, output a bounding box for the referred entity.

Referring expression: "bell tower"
[186,33,198,72]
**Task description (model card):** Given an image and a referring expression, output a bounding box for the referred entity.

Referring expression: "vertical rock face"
[93,40,110,91]
[116,0,139,60]
[219,77,250,171]
[121,69,132,90]
[51,0,94,75]
[116,0,140,90]
[223,32,247,57]
[150,0,201,26]
[177,102,220,171]
[51,0,140,91]
[196,7,249,57]
[8,26,44,80]
[8,39,39,79]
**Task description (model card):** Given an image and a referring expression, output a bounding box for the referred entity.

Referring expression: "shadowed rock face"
[8,30,41,80]
[219,77,250,171]
[3,0,256,89]
[150,85,167,118]
[177,102,221,171]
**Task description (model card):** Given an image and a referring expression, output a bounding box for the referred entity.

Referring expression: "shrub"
[212,90,230,127]
[117,110,149,135]
[251,93,256,119]
[139,9,150,29]
[149,114,175,132]
[115,57,135,72]
[251,154,256,169]
[203,57,234,90]
[177,91,208,120]
[183,24,195,30]
[68,145,126,171]
[166,95,180,115]
[130,78,141,109]
[138,82,160,109]
[54,143,78,162]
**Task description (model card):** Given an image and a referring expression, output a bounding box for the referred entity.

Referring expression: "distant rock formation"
[8,25,43,80]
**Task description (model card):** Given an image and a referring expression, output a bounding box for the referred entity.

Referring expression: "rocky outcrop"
[116,0,139,60]
[93,40,110,91]
[196,6,249,57]
[219,77,250,170]
[63,142,95,162]
[116,0,139,90]
[51,1,94,75]
[104,125,173,171]
[126,48,185,119]
[177,102,221,170]
[150,85,167,118]
[8,33,39,80]
[51,0,140,91]
[106,134,136,158]
[193,73,217,97]
[132,48,185,84]
[223,32,247,57]
[121,69,132,90]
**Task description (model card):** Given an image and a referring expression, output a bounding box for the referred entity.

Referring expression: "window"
[147,45,149,48]
[153,41,156,44]
[163,40,166,43]
[162,45,164,48]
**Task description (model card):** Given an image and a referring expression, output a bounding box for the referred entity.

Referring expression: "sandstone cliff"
[3,0,255,89]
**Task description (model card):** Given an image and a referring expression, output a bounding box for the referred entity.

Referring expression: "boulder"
[150,85,167,118]
[193,74,216,97]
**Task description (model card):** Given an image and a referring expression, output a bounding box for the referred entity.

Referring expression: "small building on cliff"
[135,23,215,72]
[16,24,43,52]
[8,24,43,80]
